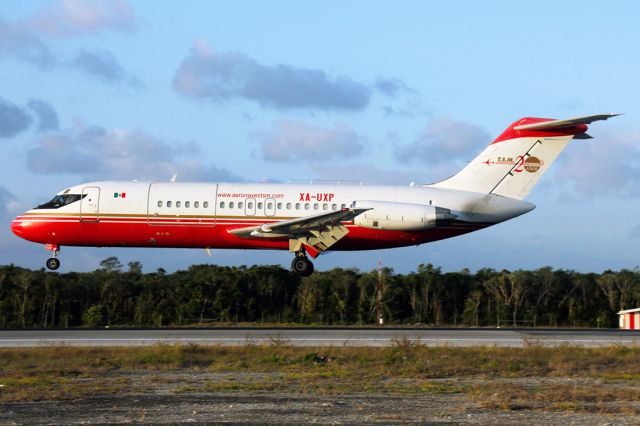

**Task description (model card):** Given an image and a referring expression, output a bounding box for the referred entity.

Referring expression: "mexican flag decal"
[114,192,126,198]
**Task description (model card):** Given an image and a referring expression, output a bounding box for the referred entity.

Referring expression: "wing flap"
[229,207,370,257]
[229,208,369,239]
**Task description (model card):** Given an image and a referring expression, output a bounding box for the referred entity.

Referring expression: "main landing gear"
[291,253,314,277]
[45,244,61,270]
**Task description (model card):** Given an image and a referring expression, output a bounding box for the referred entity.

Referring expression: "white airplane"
[11,113,619,276]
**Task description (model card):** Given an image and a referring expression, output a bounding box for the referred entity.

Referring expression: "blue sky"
[1,0,638,273]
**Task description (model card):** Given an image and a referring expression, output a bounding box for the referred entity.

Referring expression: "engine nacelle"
[352,200,456,231]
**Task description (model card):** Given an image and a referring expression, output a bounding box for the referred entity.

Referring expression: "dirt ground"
[2,345,640,424]
[2,373,639,425]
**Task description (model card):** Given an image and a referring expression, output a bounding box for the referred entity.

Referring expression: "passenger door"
[80,186,100,221]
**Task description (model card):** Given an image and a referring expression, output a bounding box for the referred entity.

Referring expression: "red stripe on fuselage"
[11,215,488,251]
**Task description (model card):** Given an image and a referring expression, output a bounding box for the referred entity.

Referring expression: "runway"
[1,327,639,347]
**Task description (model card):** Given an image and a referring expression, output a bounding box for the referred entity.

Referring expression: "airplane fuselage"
[11,181,534,252]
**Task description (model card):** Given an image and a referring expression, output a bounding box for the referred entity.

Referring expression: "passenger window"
[185,201,190,208]
[295,203,300,210]
[313,203,319,210]
[257,202,263,209]
[167,201,172,208]
[238,202,243,209]
[332,203,337,211]
[204,201,209,208]
[194,201,199,208]
[304,203,310,210]
[248,202,253,209]
[176,201,181,208]
[220,202,225,208]
[286,203,292,209]
[157,201,163,208]
[277,203,282,209]
[267,202,273,209]
[341,204,346,209]
[229,202,234,209]
[323,203,328,210]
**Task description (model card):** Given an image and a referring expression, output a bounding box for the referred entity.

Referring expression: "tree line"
[1,257,639,328]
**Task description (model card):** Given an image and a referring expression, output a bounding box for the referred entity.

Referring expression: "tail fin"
[430,113,620,199]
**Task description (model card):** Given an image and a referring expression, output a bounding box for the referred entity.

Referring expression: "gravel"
[2,391,638,425]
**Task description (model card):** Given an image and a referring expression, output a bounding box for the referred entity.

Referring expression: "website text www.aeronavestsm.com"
[217,192,286,199]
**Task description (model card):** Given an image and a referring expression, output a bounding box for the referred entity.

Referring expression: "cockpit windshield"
[35,194,86,209]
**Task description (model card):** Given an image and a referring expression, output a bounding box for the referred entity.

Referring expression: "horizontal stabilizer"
[513,113,621,131]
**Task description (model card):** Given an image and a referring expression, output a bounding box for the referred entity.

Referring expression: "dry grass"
[1,343,639,414]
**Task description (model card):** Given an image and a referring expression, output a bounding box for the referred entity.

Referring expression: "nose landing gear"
[45,244,61,270]
[291,253,314,277]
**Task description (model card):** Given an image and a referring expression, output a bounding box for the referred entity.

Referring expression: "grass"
[1,343,639,414]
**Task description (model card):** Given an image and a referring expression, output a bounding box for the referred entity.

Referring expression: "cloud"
[310,163,426,185]
[173,39,371,111]
[255,120,365,163]
[559,128,640,198]
[394,117,490,177]
[0,185,16,216]
[0,1,138,84]
[26,0,135,37]
[0,97,33,138]
[71,48,137,85]
[69,48,139,86]
[375,77,415,98]
[27,124,239,182]
[0,18,56,68]
[27,99,59,132]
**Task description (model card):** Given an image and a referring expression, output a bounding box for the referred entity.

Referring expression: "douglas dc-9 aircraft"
[12,114,619,276]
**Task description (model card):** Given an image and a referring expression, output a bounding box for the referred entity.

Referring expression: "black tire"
[46,258,60,270]
[291,256,314,277]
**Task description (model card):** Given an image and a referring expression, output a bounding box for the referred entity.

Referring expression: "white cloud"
[0,1,138,84]
[395,117,490,177]
[255,120,365,163]
[173,39,371,111]
[396,117,490,163]
[26,0,135,38]
[559,128,640,198]
[27,124,239,182]
[311,163,426,185]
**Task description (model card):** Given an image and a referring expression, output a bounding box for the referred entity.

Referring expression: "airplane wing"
[230,208,370,258]
[513,113,621,131]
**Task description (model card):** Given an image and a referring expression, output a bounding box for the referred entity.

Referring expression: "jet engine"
[352,200,456,231]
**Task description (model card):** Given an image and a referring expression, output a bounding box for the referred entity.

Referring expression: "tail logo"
[523,156,543,173]
[483,156,544,173]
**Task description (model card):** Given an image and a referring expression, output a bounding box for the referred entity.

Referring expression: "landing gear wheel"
[291,256,314,277]
[46,257,61,270]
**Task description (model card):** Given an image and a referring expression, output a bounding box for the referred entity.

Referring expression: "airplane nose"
[11,217,23,237]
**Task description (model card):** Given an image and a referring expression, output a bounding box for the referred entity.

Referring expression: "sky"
[1,0,639,274]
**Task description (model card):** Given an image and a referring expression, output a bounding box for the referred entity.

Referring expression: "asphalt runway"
[1,327,640,347]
